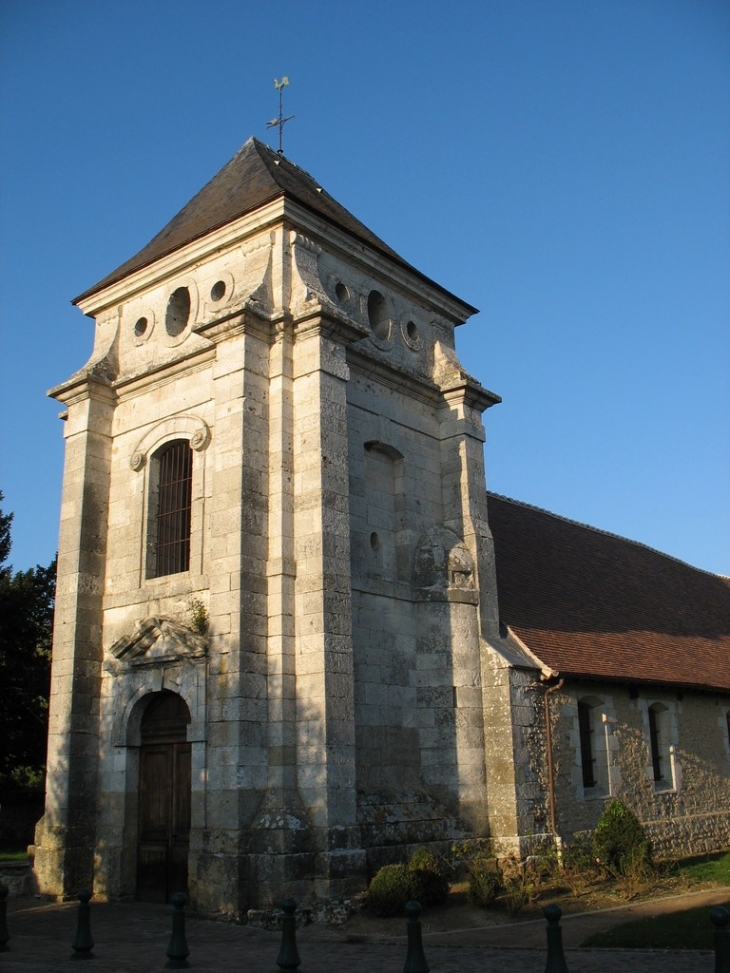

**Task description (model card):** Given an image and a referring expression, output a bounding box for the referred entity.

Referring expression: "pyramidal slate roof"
[488,492,730,693]
[76,138,464,307]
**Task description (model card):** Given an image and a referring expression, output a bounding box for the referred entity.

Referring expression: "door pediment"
[110,617,208,665]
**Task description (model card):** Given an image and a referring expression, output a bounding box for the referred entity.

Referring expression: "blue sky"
[1,0,728,575]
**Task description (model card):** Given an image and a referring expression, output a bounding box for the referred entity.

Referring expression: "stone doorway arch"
[136,691,191,902]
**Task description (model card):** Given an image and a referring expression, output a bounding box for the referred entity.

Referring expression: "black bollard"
[403,900,429,973]
[543,904,569,973]
[711,906,730,973]
[71,888,94,960]
[276,898,301,971]
[0,882,9,951]
[165,892,190,969]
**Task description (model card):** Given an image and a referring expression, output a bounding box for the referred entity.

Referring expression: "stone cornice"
[48,371,117,408]
[347,346,442,407]
[74,195,477,331]
[280,199,477,325]
[293,304,369,347]
[113,345,216,401]
[441,378,502,414]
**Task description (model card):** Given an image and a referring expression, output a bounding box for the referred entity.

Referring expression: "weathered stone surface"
[35,138,728,915]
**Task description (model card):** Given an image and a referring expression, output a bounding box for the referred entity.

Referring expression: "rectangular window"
[578,701,596,788]
[648,706,663,781]
[152,440,192,578]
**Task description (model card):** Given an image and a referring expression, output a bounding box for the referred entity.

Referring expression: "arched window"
[148,439,193,578]
[361,441,405,583]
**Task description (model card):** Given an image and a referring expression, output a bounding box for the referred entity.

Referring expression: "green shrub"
[366,863,416,916]
[366,847,451,916]
[615,843,655,900]
[408,845,440,871]
[408,846,450,906]
[593,799,652,877]
[467,853,502,907]
[561,833,601,895]
[499,853,546,917]
[562,833,596,872]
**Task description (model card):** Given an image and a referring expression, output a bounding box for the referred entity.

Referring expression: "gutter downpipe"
[543,677,564,840]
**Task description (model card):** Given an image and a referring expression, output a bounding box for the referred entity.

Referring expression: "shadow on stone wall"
[0,783,44,850]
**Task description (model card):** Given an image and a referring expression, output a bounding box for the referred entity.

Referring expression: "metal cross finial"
[267,77,295,155]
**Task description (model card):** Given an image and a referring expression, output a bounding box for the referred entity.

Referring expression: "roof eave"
[547,668,730,696]
[73,196,290,317]
[72,185,289,306]
[74,193,479,324]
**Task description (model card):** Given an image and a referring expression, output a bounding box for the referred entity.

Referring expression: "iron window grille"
[151,440,193,578]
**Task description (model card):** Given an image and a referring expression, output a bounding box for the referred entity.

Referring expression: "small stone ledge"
[246,894,364,929]
[0,859,36,896]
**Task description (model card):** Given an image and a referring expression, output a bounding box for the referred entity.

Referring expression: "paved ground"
[2,887,728,973]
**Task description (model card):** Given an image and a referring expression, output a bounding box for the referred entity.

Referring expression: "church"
[34,138,730,912]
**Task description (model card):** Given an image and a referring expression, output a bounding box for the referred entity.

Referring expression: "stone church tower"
[34,139,510,910]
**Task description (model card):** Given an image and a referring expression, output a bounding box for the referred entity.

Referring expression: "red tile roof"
[488,493,730,692]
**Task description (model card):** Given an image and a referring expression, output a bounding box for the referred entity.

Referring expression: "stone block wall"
[549,681,730,858]
[478,656,730,862]
[37,172,503,911]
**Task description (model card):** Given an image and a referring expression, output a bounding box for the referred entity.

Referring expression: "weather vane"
[267,77,295,155]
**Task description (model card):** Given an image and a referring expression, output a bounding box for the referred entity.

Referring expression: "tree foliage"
[0,492,56,783]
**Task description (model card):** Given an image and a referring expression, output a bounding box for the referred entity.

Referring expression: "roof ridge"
[251,137,374,232]
[75,134,460,307]
[251,137,325,192]
[487,491,727,580]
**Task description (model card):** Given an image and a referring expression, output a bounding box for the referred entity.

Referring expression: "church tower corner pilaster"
[35,377,115,898]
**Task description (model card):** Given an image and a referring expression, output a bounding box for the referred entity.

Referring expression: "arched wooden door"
[136,691,191,902]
